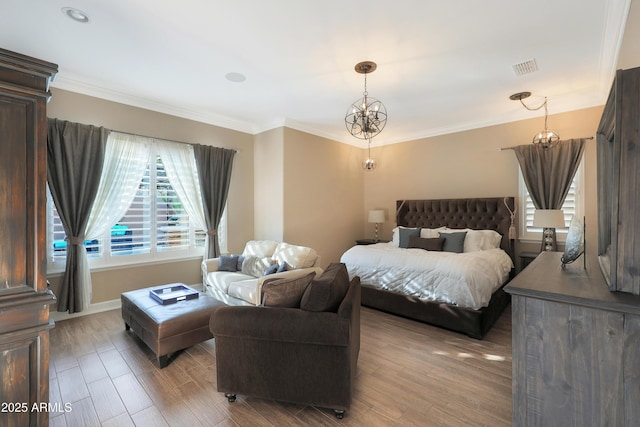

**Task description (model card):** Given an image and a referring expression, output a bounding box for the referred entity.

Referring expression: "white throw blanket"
[340,243,513,310]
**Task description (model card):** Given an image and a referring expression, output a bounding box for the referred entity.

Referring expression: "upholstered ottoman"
[121,285,225,368]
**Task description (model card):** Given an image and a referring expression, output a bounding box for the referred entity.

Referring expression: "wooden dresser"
[0,49,58,427]
[505,251,640,427]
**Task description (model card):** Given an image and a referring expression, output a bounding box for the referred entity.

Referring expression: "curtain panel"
[85,131,151,280]
[155,140,207,232]
[47,118,108,313]
[513,138,586,209]
[193,145,236,258]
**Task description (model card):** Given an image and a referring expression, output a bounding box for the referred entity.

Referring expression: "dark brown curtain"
[193,144,236,258]
[47,118,107,313]
[513,138,586,209]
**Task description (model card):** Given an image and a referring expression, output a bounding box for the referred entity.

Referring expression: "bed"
[340,197,516,339]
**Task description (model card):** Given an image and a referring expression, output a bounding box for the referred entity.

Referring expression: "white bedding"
[340,242,514,310]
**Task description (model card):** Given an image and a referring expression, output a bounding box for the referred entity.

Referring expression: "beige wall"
[362,106,603,262]
[254,128,284,241]
[283,128,364,267]
[253,127,363,267]
[46,88,254,305]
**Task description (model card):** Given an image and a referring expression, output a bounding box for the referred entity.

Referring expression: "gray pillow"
[261,272,316,307]
[276,262,288,273]
[263,263,278,275]
[300,263,350,312]
[399,227,421,248]
[438,231,468,253]
[218,255,239,272]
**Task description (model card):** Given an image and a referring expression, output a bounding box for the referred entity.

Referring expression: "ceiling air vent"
[512,59,538,76]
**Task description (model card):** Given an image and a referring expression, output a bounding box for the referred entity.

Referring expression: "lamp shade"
[533,209,565,228]
[368,210,385,223]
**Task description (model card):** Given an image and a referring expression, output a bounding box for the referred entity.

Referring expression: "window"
[47,144,217,272]
[518,158,584,242]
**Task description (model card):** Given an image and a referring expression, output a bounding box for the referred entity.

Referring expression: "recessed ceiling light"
[61,7,90,23]
[225,72,246,83]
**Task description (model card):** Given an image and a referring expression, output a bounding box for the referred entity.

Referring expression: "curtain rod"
[109,129,238,153]
[498,136,594,151]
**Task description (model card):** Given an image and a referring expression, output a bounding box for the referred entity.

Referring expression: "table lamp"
[368,210,385,242]
[533,209,565,251]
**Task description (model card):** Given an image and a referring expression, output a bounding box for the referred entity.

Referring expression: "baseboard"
[50,299,122,322]
[50,283,203,322]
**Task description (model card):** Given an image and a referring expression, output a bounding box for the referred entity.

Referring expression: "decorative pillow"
[261,271,316,308]
[242,240,279,258]
[438,231,468,253]
[241,255,274,277]
[218,255,239,272]
[392,226,417,246]
[419,226,447,238]
[300,263,350,312]
[272,242,318,269]
[398,227,421,248]
[463,229,502,252]
[276,262,288,273]
[408,236,445,251]
[263,263,279,275]
[236,255,245,271]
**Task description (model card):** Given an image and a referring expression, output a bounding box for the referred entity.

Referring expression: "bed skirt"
[360,283,511,339]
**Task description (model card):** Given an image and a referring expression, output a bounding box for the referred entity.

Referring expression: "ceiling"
[1,0,631,146]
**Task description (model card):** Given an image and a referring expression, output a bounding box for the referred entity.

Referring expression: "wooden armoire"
[0,49,57,426]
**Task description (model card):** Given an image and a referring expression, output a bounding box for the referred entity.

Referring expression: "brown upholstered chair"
[209,263,361,419]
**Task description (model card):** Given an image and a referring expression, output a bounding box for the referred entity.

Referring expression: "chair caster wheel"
[225,393,236,402]
[334,410,345,419]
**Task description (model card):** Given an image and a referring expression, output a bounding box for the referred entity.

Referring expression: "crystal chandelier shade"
[363,138,376,171]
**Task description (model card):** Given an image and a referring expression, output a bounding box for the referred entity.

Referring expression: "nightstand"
[355,239,389,245]
[519,251,539,271]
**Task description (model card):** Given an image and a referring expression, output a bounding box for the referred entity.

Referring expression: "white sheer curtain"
[82,132,151,307]
[155,140,207,232]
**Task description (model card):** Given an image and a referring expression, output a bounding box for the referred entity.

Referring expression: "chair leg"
[225,393,237,402]
[157,355,169,369]
[333,409,345,419]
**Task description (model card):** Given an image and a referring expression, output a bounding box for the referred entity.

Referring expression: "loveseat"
[201,240,323,306]
[209,262,361,418]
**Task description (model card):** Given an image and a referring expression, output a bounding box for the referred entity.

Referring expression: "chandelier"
[510,91,559,149]
[345,61,388,140]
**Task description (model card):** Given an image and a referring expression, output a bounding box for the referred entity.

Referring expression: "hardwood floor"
[49,305,512,426]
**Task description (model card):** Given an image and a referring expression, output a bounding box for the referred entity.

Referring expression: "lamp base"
[541,227,558,252]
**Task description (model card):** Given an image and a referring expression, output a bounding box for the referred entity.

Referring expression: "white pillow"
[241,255,274,277]
[420,226,446,238]
[446,228,502,252]
[272,242,318,269]
[242,240,279,258]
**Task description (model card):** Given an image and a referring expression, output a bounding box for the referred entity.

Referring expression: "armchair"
[209,263,361,418]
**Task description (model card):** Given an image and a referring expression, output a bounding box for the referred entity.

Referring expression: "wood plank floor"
[49,305,513,426]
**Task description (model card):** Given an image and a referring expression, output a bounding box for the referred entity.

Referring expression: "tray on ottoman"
[149,283,199,305]
[121,284,226,368]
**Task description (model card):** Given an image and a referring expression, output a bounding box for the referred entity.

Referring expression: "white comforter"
[340,243,514,310]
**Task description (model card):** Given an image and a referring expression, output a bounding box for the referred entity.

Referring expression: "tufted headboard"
[396,197,516,261]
